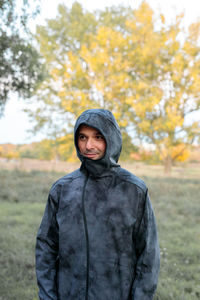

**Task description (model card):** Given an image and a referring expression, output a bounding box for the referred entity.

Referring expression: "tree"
[0,0,44,115]
[27,2,134,159]
[28,1,200,171]
[123,3,200,172]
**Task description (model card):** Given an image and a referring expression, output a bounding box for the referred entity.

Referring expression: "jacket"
[36,109,160,300]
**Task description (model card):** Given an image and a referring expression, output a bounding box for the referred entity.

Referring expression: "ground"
[0,162,199,300]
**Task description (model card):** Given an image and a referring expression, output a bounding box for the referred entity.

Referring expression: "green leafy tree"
[0,0,45,114]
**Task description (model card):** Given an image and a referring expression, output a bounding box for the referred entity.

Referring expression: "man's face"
[77,125,106,160]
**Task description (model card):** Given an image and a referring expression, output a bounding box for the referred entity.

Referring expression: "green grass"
[0,170,61,300]
[146,176,200,300]
[0,202,41,299]
[0,169,200,299]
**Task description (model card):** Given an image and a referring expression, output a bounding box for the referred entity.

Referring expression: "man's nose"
[86,138,95,149]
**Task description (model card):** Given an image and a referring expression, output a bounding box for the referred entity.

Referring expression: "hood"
[74,109,122,176]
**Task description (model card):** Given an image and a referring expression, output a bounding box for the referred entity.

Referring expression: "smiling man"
[36,109,160,300]
[77,125,106,160]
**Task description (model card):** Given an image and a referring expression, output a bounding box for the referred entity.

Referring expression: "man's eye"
[79,135,86,140]
[96,135,104,140]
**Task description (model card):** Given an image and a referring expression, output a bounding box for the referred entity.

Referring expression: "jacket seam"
[115,175,147,194]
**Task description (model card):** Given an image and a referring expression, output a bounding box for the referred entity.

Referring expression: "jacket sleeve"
[132,190,160,300]
[35,190,59,300]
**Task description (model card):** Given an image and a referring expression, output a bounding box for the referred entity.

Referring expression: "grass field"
[0,165,200,300]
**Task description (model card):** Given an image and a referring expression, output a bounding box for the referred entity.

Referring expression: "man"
[36,108,160,300]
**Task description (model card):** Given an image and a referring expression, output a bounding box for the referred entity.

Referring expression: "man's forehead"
[78,124,102,134]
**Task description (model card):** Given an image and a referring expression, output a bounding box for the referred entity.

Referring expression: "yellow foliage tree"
[120,3,200,172]
[56,134,78,162]
[0,144,19,159]
[28,1,200,171]
[0,145,3,156]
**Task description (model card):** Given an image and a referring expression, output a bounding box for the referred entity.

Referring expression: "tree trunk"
[164,155,172,174]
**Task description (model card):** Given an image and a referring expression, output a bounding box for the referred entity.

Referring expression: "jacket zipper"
[82,176,90,300]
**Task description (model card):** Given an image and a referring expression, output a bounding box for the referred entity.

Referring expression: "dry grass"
[0,158,80,173]
[121,162,200,179]
[0,158,200,179]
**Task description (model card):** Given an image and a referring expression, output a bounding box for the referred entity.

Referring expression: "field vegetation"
[0,165,200,299]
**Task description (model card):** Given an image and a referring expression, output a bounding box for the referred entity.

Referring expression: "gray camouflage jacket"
[36,109,160,300]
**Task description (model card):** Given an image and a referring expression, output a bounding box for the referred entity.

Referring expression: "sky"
[0,0,200,144]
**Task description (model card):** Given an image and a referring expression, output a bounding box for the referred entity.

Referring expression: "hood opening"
[74,109,122,176]
[75,123,107,162]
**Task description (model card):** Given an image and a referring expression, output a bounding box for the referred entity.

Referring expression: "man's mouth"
[83,152,99,158]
